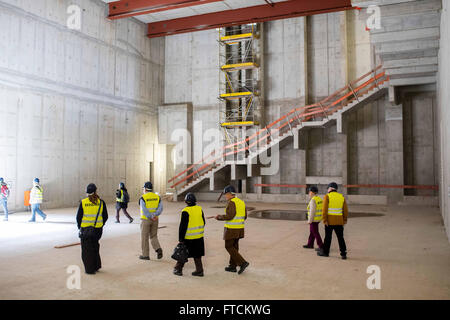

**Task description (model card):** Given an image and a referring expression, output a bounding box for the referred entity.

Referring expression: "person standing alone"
[303,186,324,251]
[115,182,133,223]
[317,182,348,259]
[77,183,108,274]
[139,181,163,260]
[29,178,47,222]
[0,178,10,221]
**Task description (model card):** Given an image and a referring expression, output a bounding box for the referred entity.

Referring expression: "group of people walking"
[76,182,250,277]
[1,176,348,275]
[303,182,348,259]
[0,177,47,222]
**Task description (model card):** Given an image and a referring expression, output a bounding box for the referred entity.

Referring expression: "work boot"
[115,221,120,223]
[173,269,182,276]
[28,219,36,223]
[139,255,150,260]
[129,218,134,223]
[156,248,163,259]
[192,270,204,277]
[43,215,47,221]
[341,255,347,260]
[302,245,314,249]
[315,248,321,252]
[238,261,249,274]
[317,249,329,257]
[225,265,237,273]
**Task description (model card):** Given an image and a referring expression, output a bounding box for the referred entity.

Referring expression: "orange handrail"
[169,66,389,190]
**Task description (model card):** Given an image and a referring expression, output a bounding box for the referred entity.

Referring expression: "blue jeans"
[30,203,46,221]
[0,198,8,219]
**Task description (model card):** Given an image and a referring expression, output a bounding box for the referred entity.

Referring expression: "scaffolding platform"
[220,32,258,44]
[221,121,258,127]
[220,91,254,100]
[221,62,259,72]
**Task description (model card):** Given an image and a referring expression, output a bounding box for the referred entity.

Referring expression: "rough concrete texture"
[0,0,165,210]
[437,0,450,241]
[0,201,449,299]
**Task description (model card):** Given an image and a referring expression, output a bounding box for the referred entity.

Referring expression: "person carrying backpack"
[115,182,133,223]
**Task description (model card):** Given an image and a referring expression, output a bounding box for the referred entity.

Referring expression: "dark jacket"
[179,205,206,258]
[216,197,247,240]
[77,199,108,229]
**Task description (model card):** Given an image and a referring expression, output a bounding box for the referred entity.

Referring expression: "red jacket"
[1,185,9,198]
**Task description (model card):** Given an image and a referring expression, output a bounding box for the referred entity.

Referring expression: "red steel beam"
[108,0,223,20]
[147,0,353,38]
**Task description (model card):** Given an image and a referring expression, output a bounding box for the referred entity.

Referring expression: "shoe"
[129,218,134,223]
[139,255,150,260]
[43,215,47,221]
[303,245,314,249]
[317,250,329,257]
[341,255,347,260]
[192,270,204,277]
[115,221,120,223]
[225,265,237,273]
[156,248,163,259]
[28,220,36,223]
[173,269,182,276]
[315,248,321,252]
[238,262,249,274]
[85,271,96,275]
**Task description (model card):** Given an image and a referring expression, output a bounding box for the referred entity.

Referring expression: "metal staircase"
[168,66,390,199]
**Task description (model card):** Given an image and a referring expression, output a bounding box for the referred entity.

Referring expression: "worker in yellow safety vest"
[303,186,324,251]
[76,183,108,274]
[317,182,348,259]
[215,185,249,274]
[139,181,163,261]
[173,192,205,277]
[29,178,47,222]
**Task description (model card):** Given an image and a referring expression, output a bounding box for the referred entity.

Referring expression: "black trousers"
[174,257,203,273]
[80,228,102,274]
[323,225,347,256]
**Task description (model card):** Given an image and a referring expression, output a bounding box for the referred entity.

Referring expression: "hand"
[215,215,220,220]
[151,216,158,221]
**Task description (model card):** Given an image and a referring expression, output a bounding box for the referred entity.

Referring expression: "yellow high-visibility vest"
[327,192,345,216]
[183,205,205,240]
[116,189,124,202]
[80,198,104,228]
[224,197,246,229]
[140,192,160,220]
[30,186,43,204]
[307,195,323,222]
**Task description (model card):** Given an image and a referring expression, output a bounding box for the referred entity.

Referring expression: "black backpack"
[123,190,130,203]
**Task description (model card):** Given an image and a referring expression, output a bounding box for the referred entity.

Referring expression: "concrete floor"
[0,201,449,300]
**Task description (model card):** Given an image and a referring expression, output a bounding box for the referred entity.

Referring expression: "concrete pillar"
[298,131,308,195]
[385,103,404,203]
[340,117,349,195]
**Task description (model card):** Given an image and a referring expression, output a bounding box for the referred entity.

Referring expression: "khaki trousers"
[141,218,161,257]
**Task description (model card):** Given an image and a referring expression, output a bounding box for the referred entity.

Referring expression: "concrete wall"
[0,0,164,211]
[437,0,450,240]
[164,30,220,166]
